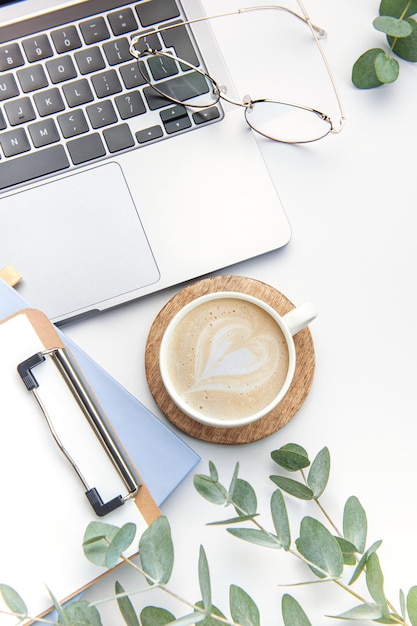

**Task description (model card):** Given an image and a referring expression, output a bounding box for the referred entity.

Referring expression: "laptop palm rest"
[0,163,160,321]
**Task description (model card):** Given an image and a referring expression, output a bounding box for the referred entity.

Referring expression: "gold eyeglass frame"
[129,2,346,144]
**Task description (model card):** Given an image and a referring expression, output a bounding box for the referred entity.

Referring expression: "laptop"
[0,0,291,325]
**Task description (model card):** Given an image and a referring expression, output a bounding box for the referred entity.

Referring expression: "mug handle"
[282,302,318,336]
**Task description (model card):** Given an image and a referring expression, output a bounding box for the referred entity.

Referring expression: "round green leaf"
[296,516,344,579]
[389,18,417,61]
[407,586,417,626]
[307,447,330,498]
[373,15,412,36]
[271,444,310,471]
[105,522,137,569]
[282,594,312,626]
[366,553,389,619]
[229,585,260,626]
[0,584,27,617]
[352,48,385,88]
[374,52,400,83]
[380,0,417,19]
[332,603,382,620]
[233,478,257,516]
[83,521,120,567]
[139,516,174,585]
[194,474,228,505]
[198,545,212,613]
[343,495,367,553]
[349,539,383,585]
[270,475,313,500]
[63,600,103,626]
[140,606,176,626]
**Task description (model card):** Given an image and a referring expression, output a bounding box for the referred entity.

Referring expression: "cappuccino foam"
[165,297,290,421]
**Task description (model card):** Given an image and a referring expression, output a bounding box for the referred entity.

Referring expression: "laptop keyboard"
[0,0,222,191]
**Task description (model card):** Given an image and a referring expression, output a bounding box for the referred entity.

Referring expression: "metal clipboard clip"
[18,347,140,517]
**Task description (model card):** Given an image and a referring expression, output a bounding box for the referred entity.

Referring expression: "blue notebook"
[0,278,200,507]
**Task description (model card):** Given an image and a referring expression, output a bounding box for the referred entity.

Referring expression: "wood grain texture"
[145,276,315,445]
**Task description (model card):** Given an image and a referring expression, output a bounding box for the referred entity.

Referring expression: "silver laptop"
[0,0,291,325]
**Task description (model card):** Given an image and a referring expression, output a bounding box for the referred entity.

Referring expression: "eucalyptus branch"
[352,0,417,89]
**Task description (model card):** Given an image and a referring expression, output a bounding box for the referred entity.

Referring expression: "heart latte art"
[165,298,289,421]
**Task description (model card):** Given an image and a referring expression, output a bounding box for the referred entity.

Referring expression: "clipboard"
[0,309,160,624]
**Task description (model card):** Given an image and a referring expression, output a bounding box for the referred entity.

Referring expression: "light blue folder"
[0,278,200,506]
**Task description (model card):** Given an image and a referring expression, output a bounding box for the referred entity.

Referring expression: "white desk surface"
[64,0,417,623]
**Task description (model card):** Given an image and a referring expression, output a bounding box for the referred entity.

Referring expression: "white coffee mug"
[159,292,317,428]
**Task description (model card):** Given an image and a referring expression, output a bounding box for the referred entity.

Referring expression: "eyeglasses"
[129,2,346,145]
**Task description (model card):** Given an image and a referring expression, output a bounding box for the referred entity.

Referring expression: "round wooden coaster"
[145,276,315,445]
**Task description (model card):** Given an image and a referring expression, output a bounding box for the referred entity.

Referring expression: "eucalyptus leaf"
[62,600,103,626]
[193,474,228,506]
[227,463,240,505]
[343,495,367,554]
[115,581,140,626]
[270,489,291,551]
[380,0,417,18]
[400,589,406,621]
[334,537,357,566]
[168,612,206,626]
[270,475,314,500]
[307,447,330,498]
[330,602,382,620]
[194,602,227,626]
[198,545,212,613]
[227,527,282,548]
[282,594,312,626]
[233,478,258,516]
[296,517,344,579]
[348,539,383,585]
[229,585,260,626]
[374,52,400,83]
[373,15,413,36]
[140,606,176,626]
[105,522,137,569]
[208,461,218,482]
[389,18,417,61]
[352,48,385,88]
[0,584,27,617]
[365,552,389,619]
[47,586,68,626]
[271,444,310,472]
[207,514,259,526]
[407,586,417,626]
[139,516,174,585]
[83,521,120,567]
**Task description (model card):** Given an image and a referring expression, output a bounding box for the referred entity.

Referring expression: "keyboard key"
[103,123,134,152]
[74,46,105,74]
[91,69,122,98]
[120,61,148,89]
[108,9,138,36]
[79,17,110,44]
[66,132,106,164]
[57,109,89,137]
[0,145,70,190]
[160,105,191,134]
[22,35,54,62]
[148,54,178,81]
[28,118,60,147]
[193,106,220,124]
[136,0,180,27]
[46,55,77,83]
[34,87,65,116]
[0,110,6,131]
[17,64,49,93]
[115,91,146,119]
[50,26,82,53]
[136,125,163,143]
[161,22,200,67]
[86,100,117,128]
[0,73,19,101]
[4,97,36,126]
[0,43,25,70]
[0,127,31,156]
[103,38,131,65]
[62,78,94,107]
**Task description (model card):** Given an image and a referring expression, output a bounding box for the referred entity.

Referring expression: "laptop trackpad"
[0,163,160,321]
